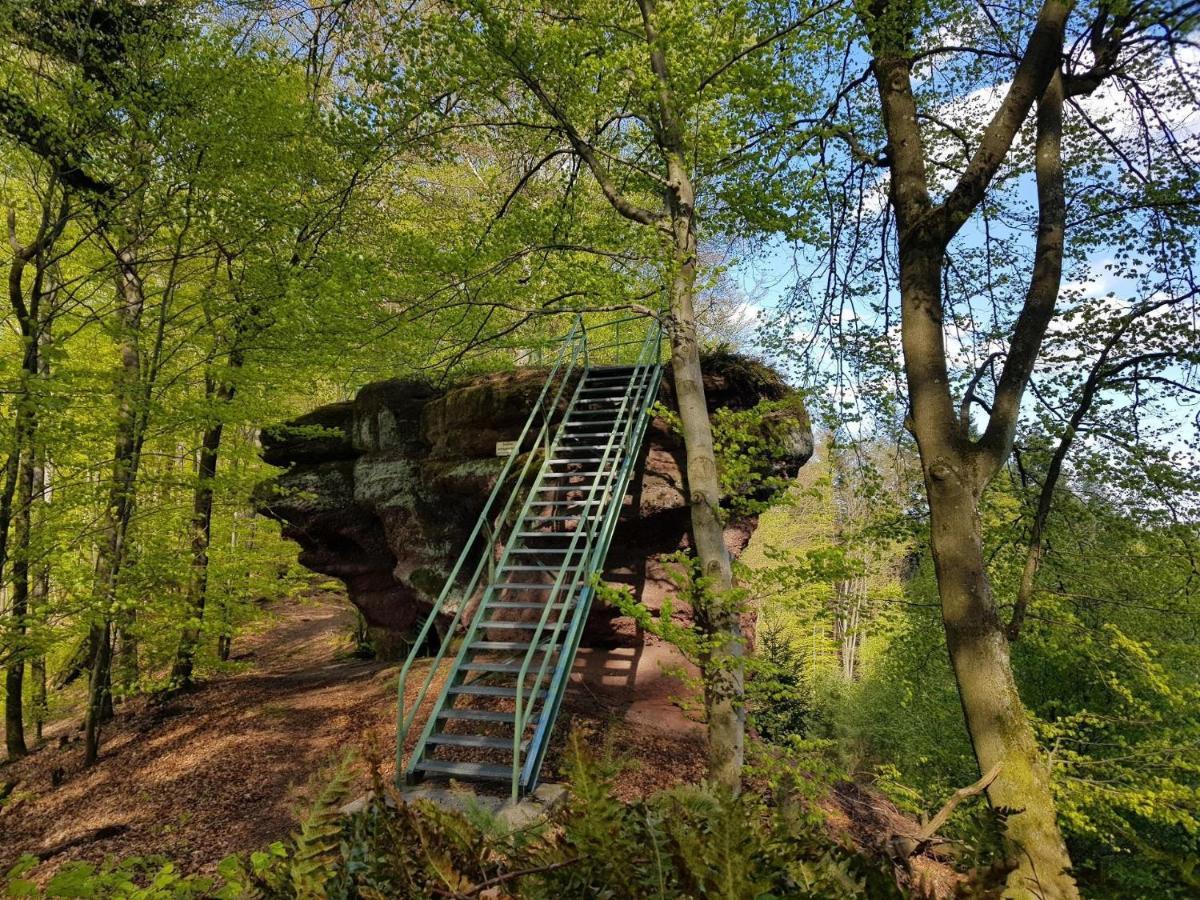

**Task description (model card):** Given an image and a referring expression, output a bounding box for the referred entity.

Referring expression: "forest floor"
[0,591,394,876]
[1,590,957,895]
[0,589,708,879]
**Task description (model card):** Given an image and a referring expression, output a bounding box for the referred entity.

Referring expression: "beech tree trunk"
[925,461,1076,898]
[30,317,51,743]
[664,166,743,792]
[170,376,231,688]
[641,0,743,791]
[30,456,47,743]
[84,246,146,766]
[3,197,61,760]
[860,3,1078,892]
[6,405,34,758]
[491,0,747,790]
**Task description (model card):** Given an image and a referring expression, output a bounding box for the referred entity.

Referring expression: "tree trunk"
[3,205,51,760]
[509,0,747,792]
[926,470,1076,899]
[84,246,145,766]
[30,486,48,743]
[664,157,743,792]
[30,322,51,743]
[83,620,112,765]
[114,619,138,690]
[170,376,229,688]
[860,3,1077,887]
[5,412,34,758]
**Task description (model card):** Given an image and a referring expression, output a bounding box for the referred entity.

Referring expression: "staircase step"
[499,563,585,571]
[490,601,570,610]
[548,448,612,457]
[495,574,583,583]
[492,581,576,590]
[508,547,587,554]
[496,573,585,580]
[476,620,557,630]
[438,707,540,723]
[461,660,537,673]
[527,500,604,507]
[469,641,556,651]
[427,734,529,750]
[413,760,512,781]
[448,683,547,697]
[525,515,604,523]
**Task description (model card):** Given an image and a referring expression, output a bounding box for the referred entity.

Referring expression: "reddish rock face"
[257,353,812,649]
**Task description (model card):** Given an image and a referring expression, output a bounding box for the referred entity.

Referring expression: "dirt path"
[0,593,398,876]
[0,591,962,894]
[0,591,709,880]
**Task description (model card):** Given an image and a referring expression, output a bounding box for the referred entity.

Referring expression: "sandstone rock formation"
[257,351,812,652]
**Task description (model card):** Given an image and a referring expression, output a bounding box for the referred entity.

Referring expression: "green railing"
[394,312,663,795]
[512,325,663,795]
[394,316,586,779]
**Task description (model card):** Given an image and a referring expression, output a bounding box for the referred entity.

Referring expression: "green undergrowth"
[4,738,917,899]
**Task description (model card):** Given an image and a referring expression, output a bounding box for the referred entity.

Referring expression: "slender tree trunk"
[84,246,145,766]
[3,202,54,759]
[834,577,865,680]
[502,0,747,790]
[83,620,113,764]
[114,619,138,690]
[30,471,48,744]
[5,410,34,758]
[170,377,231,688]
[664,165,743,792]
[629,0,744,792]
[30,318,51,744]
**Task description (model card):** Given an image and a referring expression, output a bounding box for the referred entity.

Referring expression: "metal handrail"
[396,311,663,793]
[510,320,663,796]
[395,315,586,774]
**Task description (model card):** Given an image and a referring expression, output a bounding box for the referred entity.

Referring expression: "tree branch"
[977,68,1065,474]
[503,58,666,228]
[937,1,1070,243]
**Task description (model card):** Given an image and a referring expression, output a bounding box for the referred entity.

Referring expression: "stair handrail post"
[395,314,583,784]
[581,316,590,370]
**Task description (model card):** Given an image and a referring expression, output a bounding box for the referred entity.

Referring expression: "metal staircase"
[396,315,663,799]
